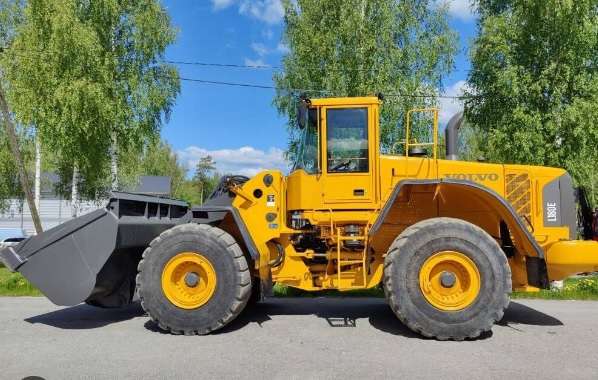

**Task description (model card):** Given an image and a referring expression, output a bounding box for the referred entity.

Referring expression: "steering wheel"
[330,160,352,172]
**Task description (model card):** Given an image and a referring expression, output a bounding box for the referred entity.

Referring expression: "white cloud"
[262,29,274,40]
[276,42,290,54]
[250,42,270,57]
[178,146,288,177]
[438,80,469,127]
[211,0,235,10]
[239,0,284,24]
[436,0,476,22]
[245,41,286,66]
[212,0,284,24]
[244,57,269,67]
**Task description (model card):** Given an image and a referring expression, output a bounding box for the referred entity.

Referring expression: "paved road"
[1,297,597,380]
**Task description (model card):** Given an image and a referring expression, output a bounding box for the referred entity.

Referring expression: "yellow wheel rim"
[419,251,481,311]
[161,252,217,310]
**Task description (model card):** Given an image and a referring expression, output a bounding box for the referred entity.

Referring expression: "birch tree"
[274,0,458,155]
[0,0,43,232]
[466,0,598,204]
[1,0,180,207]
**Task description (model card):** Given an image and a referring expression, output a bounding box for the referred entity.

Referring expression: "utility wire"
[166,59,472,74]
[178,76,476,99]
[167,60,279,70]
[2,50,476,98]
[179,77,331,94]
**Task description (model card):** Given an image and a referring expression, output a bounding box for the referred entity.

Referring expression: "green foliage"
[455,120,488,162]
[118,138,188,198]
[176,179,202,206]
[274,0,458,158]
[0,0,24,208]
[193,155,219,204]
[512,275,598,301]
[0,132,17,207]
[0,0,23,48]
[1,0,180,199]
[0,126,34,209]
[466,0,598,205]
[0,267,41,296]
[569,277,598,293]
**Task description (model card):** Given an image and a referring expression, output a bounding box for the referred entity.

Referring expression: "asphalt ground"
[1,297,597,380]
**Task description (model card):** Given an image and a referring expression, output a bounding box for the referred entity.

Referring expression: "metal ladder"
[335,226,369,290]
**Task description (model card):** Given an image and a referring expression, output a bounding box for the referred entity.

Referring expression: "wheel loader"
[2,96,598,340]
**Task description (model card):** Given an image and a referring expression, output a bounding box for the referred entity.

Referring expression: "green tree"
[193,155,217,204]
[274,0,458,156]
[0,128,33,210]
[119,139,187,198]
[176,180,202,206]
[465,0,598,204]
[0,0,41,230]
[1,0,180,203]
[119,140,218,206]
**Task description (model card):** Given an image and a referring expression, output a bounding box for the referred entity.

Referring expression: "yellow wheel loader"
[2,96,598,340]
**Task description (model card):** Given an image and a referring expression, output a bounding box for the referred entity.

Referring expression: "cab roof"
[308,96,381,107]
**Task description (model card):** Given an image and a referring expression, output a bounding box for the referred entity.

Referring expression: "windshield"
[326,108,369,173]
[293,108,319,174]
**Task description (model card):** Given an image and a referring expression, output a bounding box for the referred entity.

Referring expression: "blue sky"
[161,0,478,176]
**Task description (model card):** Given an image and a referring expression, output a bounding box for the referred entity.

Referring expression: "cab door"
[321,106,377,207]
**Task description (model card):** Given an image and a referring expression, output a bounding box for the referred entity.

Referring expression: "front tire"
[383,217,511,340]
[137,223,251,335]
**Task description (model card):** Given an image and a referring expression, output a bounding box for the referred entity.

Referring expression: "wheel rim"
[161,252,217,309]
[419,251,481,311]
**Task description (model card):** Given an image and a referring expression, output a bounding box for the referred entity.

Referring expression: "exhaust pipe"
[445,111,464,161]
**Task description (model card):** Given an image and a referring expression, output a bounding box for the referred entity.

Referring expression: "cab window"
[326,108,369,173]
[293,108,319,174]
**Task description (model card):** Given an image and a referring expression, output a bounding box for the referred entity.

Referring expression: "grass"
[0,267,42,297]
[2,265,598,300]
[512,275,598,301]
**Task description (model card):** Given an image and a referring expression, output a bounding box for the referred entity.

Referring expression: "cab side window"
[326,108,369,173]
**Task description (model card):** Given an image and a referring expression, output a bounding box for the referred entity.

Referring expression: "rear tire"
[383,217,511,340]
[137,223,251,335]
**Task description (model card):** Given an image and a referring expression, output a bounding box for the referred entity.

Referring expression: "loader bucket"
[0,192,189,306]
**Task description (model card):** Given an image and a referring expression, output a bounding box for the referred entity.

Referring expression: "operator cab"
[286,97,381,211]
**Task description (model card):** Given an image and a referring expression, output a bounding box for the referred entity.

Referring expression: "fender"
[370,178,544,259]
[190,205,260,261]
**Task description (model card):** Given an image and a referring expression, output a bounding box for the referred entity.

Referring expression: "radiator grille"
[506,173,532,224]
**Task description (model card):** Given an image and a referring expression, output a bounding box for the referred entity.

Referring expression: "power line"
[166,60,279,70]
[178,76,476,99]
[179,76,330,94]
[180,77,276,89]
[164,59,472,74]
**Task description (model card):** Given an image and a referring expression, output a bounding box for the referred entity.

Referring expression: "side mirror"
[296,101,309,129]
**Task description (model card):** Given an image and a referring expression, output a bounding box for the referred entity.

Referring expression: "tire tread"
[137,223,252,335]
[383,217,511,340]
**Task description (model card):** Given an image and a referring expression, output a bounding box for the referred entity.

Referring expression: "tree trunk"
[0,83,43,234]
[199,182,203,205]
[71,163,79,218]
[34,134,41,211]
[110,131,118,191]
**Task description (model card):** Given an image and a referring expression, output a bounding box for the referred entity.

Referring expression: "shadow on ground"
[498,301,563,327]
[202,298,419,338]
[25,298,562,338]
[25,302,144,329]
